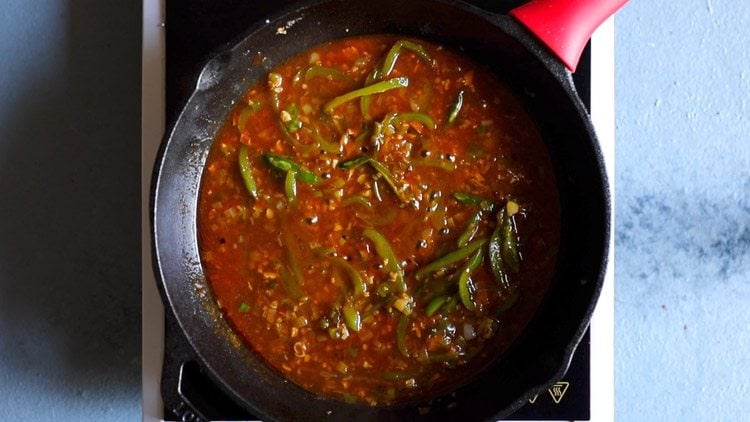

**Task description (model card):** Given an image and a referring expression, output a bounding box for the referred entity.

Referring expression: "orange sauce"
[197,36,559,405]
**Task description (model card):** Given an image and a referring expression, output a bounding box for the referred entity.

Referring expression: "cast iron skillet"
[152,0,624,419]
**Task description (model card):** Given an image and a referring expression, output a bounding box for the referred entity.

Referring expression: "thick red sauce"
[197,36,559,405]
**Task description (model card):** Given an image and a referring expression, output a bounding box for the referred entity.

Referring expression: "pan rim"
[151,0,611,419]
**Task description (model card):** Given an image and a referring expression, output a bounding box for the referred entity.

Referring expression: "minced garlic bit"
[268,72,283,92]
[506,200,520,216]
[293,341,307,358]
[392,295,414,316]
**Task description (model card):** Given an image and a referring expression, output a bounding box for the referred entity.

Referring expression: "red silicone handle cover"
[510,0,628,71]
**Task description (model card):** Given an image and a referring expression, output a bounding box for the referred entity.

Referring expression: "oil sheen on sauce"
[197,35,560,406]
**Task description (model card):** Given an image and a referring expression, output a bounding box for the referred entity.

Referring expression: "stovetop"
[143,0,614,420]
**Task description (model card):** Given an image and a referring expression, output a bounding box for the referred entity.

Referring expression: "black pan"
[152,0,621,419]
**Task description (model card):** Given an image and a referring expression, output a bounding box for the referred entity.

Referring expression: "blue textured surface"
[0,0,141,420]
[615,0,750,420]
[1,0,749,420]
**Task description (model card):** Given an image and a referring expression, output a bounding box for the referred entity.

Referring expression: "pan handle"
[510,0,628,72]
